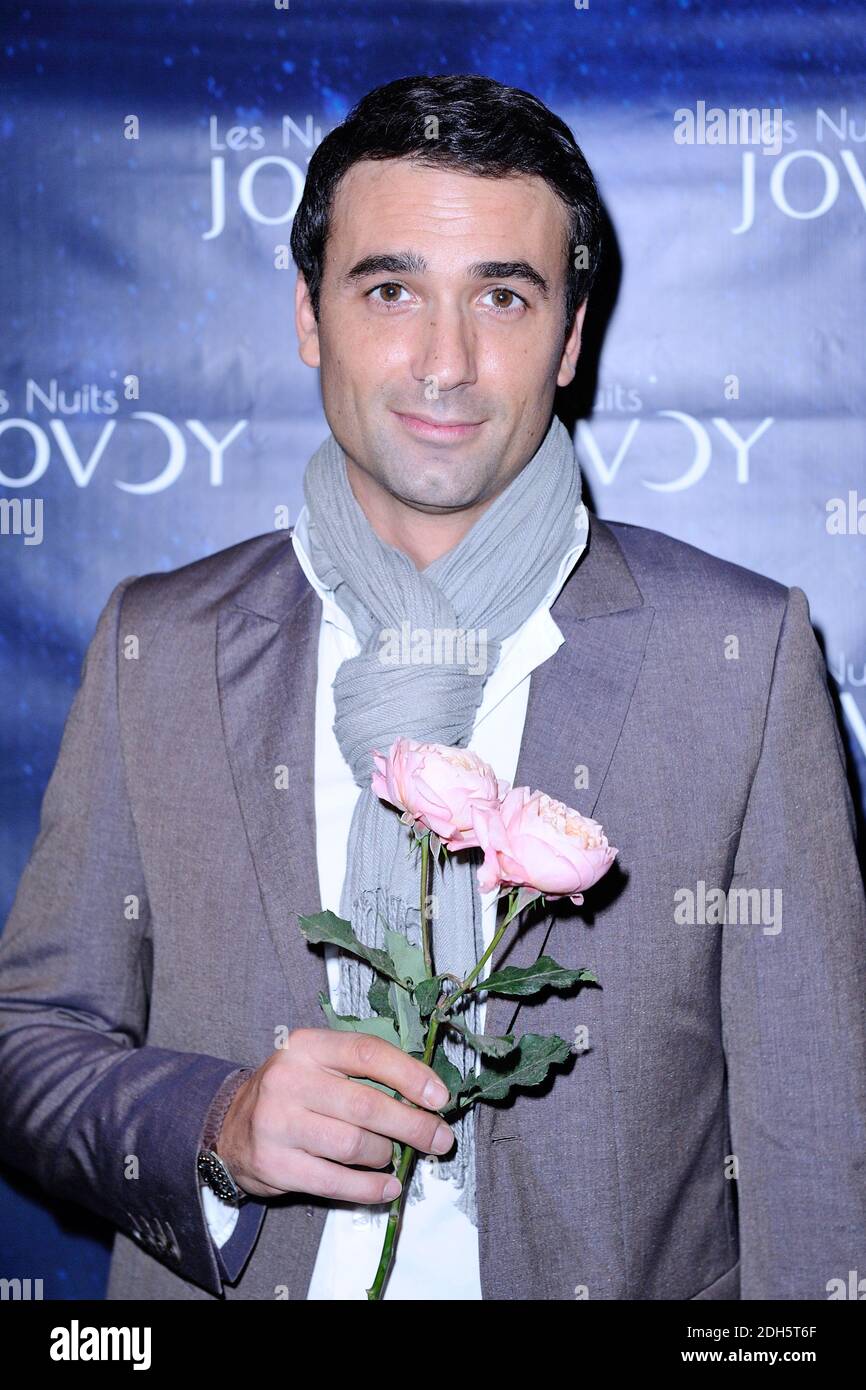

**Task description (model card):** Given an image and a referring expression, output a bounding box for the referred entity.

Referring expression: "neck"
[344,459,495,569]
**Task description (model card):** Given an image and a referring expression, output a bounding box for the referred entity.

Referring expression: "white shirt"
[203,503,587,1298]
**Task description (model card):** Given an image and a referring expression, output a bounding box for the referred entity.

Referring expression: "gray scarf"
[302,414,588,1226]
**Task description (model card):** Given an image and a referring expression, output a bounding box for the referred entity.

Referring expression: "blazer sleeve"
[0,576,265,1298]
[721,583,866,1299]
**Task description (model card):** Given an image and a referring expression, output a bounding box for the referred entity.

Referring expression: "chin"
[387,474,480,510]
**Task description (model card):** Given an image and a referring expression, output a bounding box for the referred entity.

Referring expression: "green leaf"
[299,911,403,983]
[476,955,598,998]
[448,1032,573,1112]
[414,975,445,1017]
[430,1041,462,1104]
[388,981,426,1054]
[443,1015,517,1058]
[368,976,397,1021]
[385,929,430,987]
[318,991,401,1045]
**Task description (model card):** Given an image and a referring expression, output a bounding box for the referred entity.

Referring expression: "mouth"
[393,411,485,443]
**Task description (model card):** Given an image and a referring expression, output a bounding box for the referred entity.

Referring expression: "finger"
[306,1071,455,1157]
[297,1109,395,1170]
[282,1149,403,1206]
[301,1029,452,1110]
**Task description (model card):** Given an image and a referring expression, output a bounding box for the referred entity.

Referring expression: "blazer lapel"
[216,533,330,1029]
[482,516,656,1042]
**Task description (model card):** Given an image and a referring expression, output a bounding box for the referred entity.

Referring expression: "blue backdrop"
[1,0,864,1299]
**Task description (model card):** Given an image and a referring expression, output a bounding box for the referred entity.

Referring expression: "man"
[1,73,864,1302]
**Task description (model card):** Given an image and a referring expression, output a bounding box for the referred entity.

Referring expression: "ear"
[295,272,321,368]
[556,298,589,388]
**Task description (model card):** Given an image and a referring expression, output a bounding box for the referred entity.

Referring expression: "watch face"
[197,1149,241,1203]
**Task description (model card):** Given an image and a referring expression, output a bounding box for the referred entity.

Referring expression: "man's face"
[295,157,586,520]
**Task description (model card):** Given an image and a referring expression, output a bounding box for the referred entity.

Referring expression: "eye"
[366,282,413,310]
[364,282,528,316]
[481,286,528,317]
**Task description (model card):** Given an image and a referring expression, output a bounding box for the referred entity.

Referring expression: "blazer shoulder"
[117,528,296,630]
[597,515,791,619]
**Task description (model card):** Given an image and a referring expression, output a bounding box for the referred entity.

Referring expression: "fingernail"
[424,1079,449,1108]
[432,1122,453,1154]
[383,1177,402,1199]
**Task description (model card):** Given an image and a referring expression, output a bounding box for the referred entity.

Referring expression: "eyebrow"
[340,251,551,298]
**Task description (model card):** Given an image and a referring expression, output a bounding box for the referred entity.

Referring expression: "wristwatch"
[196,1068,254,1205]
[197,1147,246,1204]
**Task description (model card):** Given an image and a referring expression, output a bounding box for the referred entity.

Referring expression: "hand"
[216,1029,455,1203]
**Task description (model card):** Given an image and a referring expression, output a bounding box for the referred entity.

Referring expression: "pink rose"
[371,737,507,850]
[471,786,617,904]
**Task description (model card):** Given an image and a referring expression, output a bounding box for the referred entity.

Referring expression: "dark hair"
[290,73,603,341]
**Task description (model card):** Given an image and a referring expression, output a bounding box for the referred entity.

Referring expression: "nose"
[412,305,478,395]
